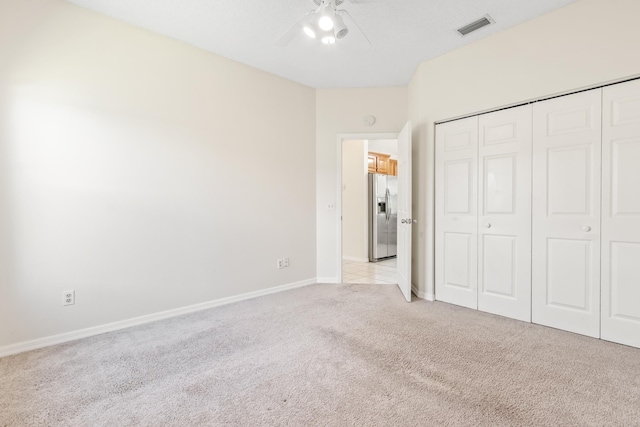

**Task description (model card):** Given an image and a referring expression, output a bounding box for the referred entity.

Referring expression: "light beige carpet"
[1,283,639,426]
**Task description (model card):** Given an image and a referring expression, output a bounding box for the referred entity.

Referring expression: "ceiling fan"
[276,0,379,47]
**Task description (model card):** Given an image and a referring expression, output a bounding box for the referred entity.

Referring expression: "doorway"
[340,137,398,285]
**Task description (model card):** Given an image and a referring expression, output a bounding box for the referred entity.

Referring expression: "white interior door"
[435,116,478,309]
[396,121,412,302]
[601,79,640,348]
[532,89,602,338]
[478,105,532,321]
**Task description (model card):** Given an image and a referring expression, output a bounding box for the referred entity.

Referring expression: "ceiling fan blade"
[340,9,371,45]
[275,11,315,47]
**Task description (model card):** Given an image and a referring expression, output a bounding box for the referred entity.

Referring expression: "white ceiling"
[65,0,577,89]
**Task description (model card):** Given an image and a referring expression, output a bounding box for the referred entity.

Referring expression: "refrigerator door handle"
[385,188,390,221]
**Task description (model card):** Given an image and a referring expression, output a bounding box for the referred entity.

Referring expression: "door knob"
[401,219,406,224]
[484,223,491,228]
[582,226,591,232]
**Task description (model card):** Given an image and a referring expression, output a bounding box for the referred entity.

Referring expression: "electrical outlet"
[63,290,75,306]
[277,258,289,269]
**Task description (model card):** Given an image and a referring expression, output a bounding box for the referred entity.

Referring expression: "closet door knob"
[484,223,491,228]
[582,226,591,232]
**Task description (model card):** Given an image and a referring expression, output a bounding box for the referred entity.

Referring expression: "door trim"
[435,75,640,126]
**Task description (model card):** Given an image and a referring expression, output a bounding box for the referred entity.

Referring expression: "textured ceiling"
[65,0,577,89]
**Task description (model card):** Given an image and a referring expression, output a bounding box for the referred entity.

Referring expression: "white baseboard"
[317,277,340,284]
[412,284,434,301]
[0,278,317,358]
[411,284,421,298]
[342,256,369,263]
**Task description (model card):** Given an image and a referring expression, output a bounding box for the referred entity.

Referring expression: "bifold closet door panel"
[435,116,478,309]
[601,79,640,348]
[477,105,532,322]
[532,89,602,338]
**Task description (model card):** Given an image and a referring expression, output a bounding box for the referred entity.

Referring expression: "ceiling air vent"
[457,15,494,37]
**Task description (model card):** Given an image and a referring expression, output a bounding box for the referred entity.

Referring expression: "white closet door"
[601,79,640,348]
[478,105,532,321]
[532,89,602,338]
[435,116,478,309]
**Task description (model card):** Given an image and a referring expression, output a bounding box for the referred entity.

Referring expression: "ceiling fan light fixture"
[318,4,335,31]
[333,13,348,39]
[318,16,334,31]
[303,25,316,39]
[321,32,336,44]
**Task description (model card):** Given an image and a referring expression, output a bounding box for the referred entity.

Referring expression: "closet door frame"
[433,77,640,349]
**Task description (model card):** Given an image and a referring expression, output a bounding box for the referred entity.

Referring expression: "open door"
[397,121,412,301]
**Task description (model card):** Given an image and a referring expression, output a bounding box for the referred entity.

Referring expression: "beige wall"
[0,0,316,349]
[341,140,367,262]
[316,87,408,282]
[411,0,640,299]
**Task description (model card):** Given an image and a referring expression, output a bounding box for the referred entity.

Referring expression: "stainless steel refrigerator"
[368,173,398,262]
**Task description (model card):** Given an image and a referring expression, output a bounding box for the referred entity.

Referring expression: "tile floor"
[342,258,397,285]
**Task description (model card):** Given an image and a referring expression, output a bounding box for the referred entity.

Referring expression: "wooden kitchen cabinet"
[389,159,398,176]
[368,152,391,174]
[367,154,377,173]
